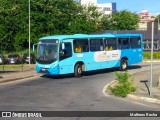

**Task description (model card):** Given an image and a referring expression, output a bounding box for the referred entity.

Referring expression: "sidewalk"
[104,62,160,105]
[0,64,38,83]
[127,68,160,104]
[143,59,160,63]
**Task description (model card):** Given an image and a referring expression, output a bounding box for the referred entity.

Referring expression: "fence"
[0,52,35,76]
[0,64,35,76]
[144,40,160,51]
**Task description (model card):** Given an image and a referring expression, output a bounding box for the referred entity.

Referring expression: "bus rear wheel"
[74,64,83,77]
[120,59,128,71]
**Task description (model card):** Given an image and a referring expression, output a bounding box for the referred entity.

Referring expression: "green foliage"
[143,52,160,59]
[102,10,139,30]
[108,71,135,97]
[65,5,102,34]
[155,14,160,23]
[30,0,102,37]
[0,0,28,51]
[0,0,102,52]
[0,1,140,52]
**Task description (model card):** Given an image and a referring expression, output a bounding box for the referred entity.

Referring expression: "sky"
[97,0,160,16]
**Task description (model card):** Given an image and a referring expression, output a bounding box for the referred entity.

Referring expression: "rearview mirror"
[62,43,65,50]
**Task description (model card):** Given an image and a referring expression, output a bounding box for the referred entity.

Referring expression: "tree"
[0,0,28,52]
[31,0,102,36]
[65,4,102,34]
[0,0,102,52]
[155,14,160,23]
[102,10,140,30]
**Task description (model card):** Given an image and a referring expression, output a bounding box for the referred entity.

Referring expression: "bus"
[36,34,143,77]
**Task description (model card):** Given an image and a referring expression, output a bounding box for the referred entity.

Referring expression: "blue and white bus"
[36,34,143,77]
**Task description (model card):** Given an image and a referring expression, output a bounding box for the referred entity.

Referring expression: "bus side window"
[118,38,129,49]
[60,42,72,60]
[74,39,89,53]
[105,38,117,51]
[130,37,141,48]
[90,39,103,51]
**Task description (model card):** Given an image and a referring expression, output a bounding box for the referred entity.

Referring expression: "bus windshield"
[36,43,58,64]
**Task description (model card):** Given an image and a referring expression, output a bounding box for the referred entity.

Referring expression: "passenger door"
[59,41,73,74]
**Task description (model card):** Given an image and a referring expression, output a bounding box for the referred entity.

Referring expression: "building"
[96,3,116,16]
[80,0,116,16]
[80,0,96,6]
[138,10,155,30]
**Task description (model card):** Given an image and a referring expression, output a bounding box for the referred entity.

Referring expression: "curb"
[127,94,160,104]
[103,65,160,105]
[143,60,160,63]
[103,80,116,96]
[0,74,40,84]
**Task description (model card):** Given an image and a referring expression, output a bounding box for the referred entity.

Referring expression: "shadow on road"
[128,65,142,70]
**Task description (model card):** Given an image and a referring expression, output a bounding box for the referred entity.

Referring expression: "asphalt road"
[0,64,160,120]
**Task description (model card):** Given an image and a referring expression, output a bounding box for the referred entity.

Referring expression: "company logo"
[2,112,11,117]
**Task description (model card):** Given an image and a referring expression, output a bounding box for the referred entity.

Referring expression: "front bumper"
[36,63,59,75]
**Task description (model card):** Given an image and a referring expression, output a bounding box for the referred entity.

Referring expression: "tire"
[120,59,128,71]
[74,64,83,77]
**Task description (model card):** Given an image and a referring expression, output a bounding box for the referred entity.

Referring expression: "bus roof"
[39,33,142,41]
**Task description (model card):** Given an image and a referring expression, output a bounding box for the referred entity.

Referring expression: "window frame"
[60,42,72,60]
[104,37,118,51]
[90,38,104,52]
[118,37,130,50]
[130,37,141,49]
[73,39,89,53]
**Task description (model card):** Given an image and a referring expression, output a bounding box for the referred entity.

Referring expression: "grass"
[0,64,33,69]
[143,52,160,59]
[108,71,135,97]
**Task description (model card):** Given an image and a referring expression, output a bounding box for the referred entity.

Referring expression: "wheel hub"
[122,63,126,69]
[78,67,82,74]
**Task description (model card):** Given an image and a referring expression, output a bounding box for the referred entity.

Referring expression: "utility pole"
[150,22,154,96]
[29,0,31,66]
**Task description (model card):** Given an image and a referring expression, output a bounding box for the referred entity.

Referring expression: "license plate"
[42,69,46,72]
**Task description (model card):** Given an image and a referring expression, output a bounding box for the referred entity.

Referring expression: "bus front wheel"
[74,64,83,77]
[120,59,128,71]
